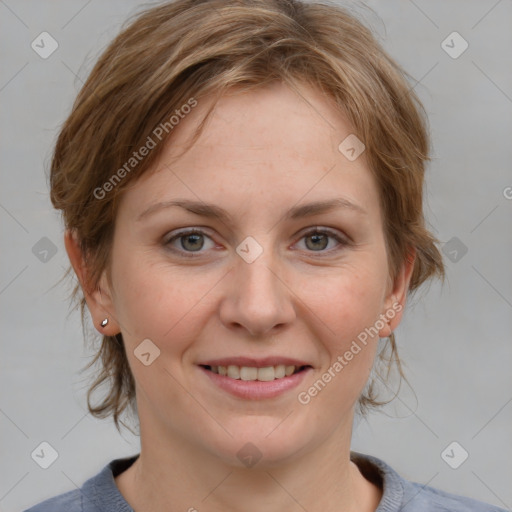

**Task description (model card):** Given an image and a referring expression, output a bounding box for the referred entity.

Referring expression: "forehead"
[164,81,356,168]
[120,81,381,223]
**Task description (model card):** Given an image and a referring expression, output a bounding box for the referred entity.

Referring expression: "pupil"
[306,233,327,251]
[182,234,203,251]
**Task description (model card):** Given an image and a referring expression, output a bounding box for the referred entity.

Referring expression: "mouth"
[197,358,313,399]
[200,364,311,382]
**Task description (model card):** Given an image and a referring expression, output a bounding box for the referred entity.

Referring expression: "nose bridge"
[240,250,281,300]
[219,236,295,336]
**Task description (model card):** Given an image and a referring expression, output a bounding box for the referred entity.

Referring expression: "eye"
[164,227,348,257]
[164,229,216,256]
[295,228,347,254]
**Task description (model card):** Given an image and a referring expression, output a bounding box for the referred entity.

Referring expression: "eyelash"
[163,227,349,258]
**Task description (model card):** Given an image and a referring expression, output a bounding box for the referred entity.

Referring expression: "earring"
[101,318,109,327]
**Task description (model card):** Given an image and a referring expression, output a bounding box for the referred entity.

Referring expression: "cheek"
[306,263,388,343]
[298,287,383,412]
[111,253,218,350]
[299,260,389,397]
[109,257,213,402]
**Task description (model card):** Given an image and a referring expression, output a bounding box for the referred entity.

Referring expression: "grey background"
[1,0,511,510]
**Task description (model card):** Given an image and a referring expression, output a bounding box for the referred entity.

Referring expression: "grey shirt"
[24,452,507,511]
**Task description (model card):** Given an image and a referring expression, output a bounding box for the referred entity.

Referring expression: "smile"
[199,362,313,400]
[202,364,308,381]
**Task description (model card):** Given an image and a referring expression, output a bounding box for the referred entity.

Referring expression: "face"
[78,81,411,467]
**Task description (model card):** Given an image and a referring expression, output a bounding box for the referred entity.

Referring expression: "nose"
[218,245,296,338]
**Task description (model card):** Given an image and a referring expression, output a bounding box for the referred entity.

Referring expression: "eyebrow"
[136,197,367,223]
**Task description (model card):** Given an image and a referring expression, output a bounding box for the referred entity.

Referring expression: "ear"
[64,229,120,336]
[378,248,416,338]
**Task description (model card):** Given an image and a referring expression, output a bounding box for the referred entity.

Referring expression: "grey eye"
[305,233,329,251]
[179,233,205,252]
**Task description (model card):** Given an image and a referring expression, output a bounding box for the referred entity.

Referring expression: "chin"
[203,419,315,469]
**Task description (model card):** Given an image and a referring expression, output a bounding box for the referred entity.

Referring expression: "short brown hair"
[51,0,444,429]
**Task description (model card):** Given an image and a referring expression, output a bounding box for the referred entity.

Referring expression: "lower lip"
[199,366,312,400]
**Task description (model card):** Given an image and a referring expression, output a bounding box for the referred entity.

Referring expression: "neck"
[116,416,382,512]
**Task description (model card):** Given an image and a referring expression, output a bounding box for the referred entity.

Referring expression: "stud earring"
[101,318,109,327]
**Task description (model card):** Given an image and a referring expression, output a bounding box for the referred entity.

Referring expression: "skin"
[66,80,414,512]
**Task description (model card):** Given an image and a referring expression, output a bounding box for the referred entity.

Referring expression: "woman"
[25,0,506,510]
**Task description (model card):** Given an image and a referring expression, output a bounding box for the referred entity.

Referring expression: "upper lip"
[198,357,312,368]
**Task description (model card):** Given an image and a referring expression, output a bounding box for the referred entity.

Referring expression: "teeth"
[210,364,302,381]
[256,366,275,382]
[275,365,286,378]
[240,366,258,380]
[227,365,240,379]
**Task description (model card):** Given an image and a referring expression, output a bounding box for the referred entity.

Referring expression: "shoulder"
[351,451,507,512]
[401,478,507,511]
[23,455,138,512]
